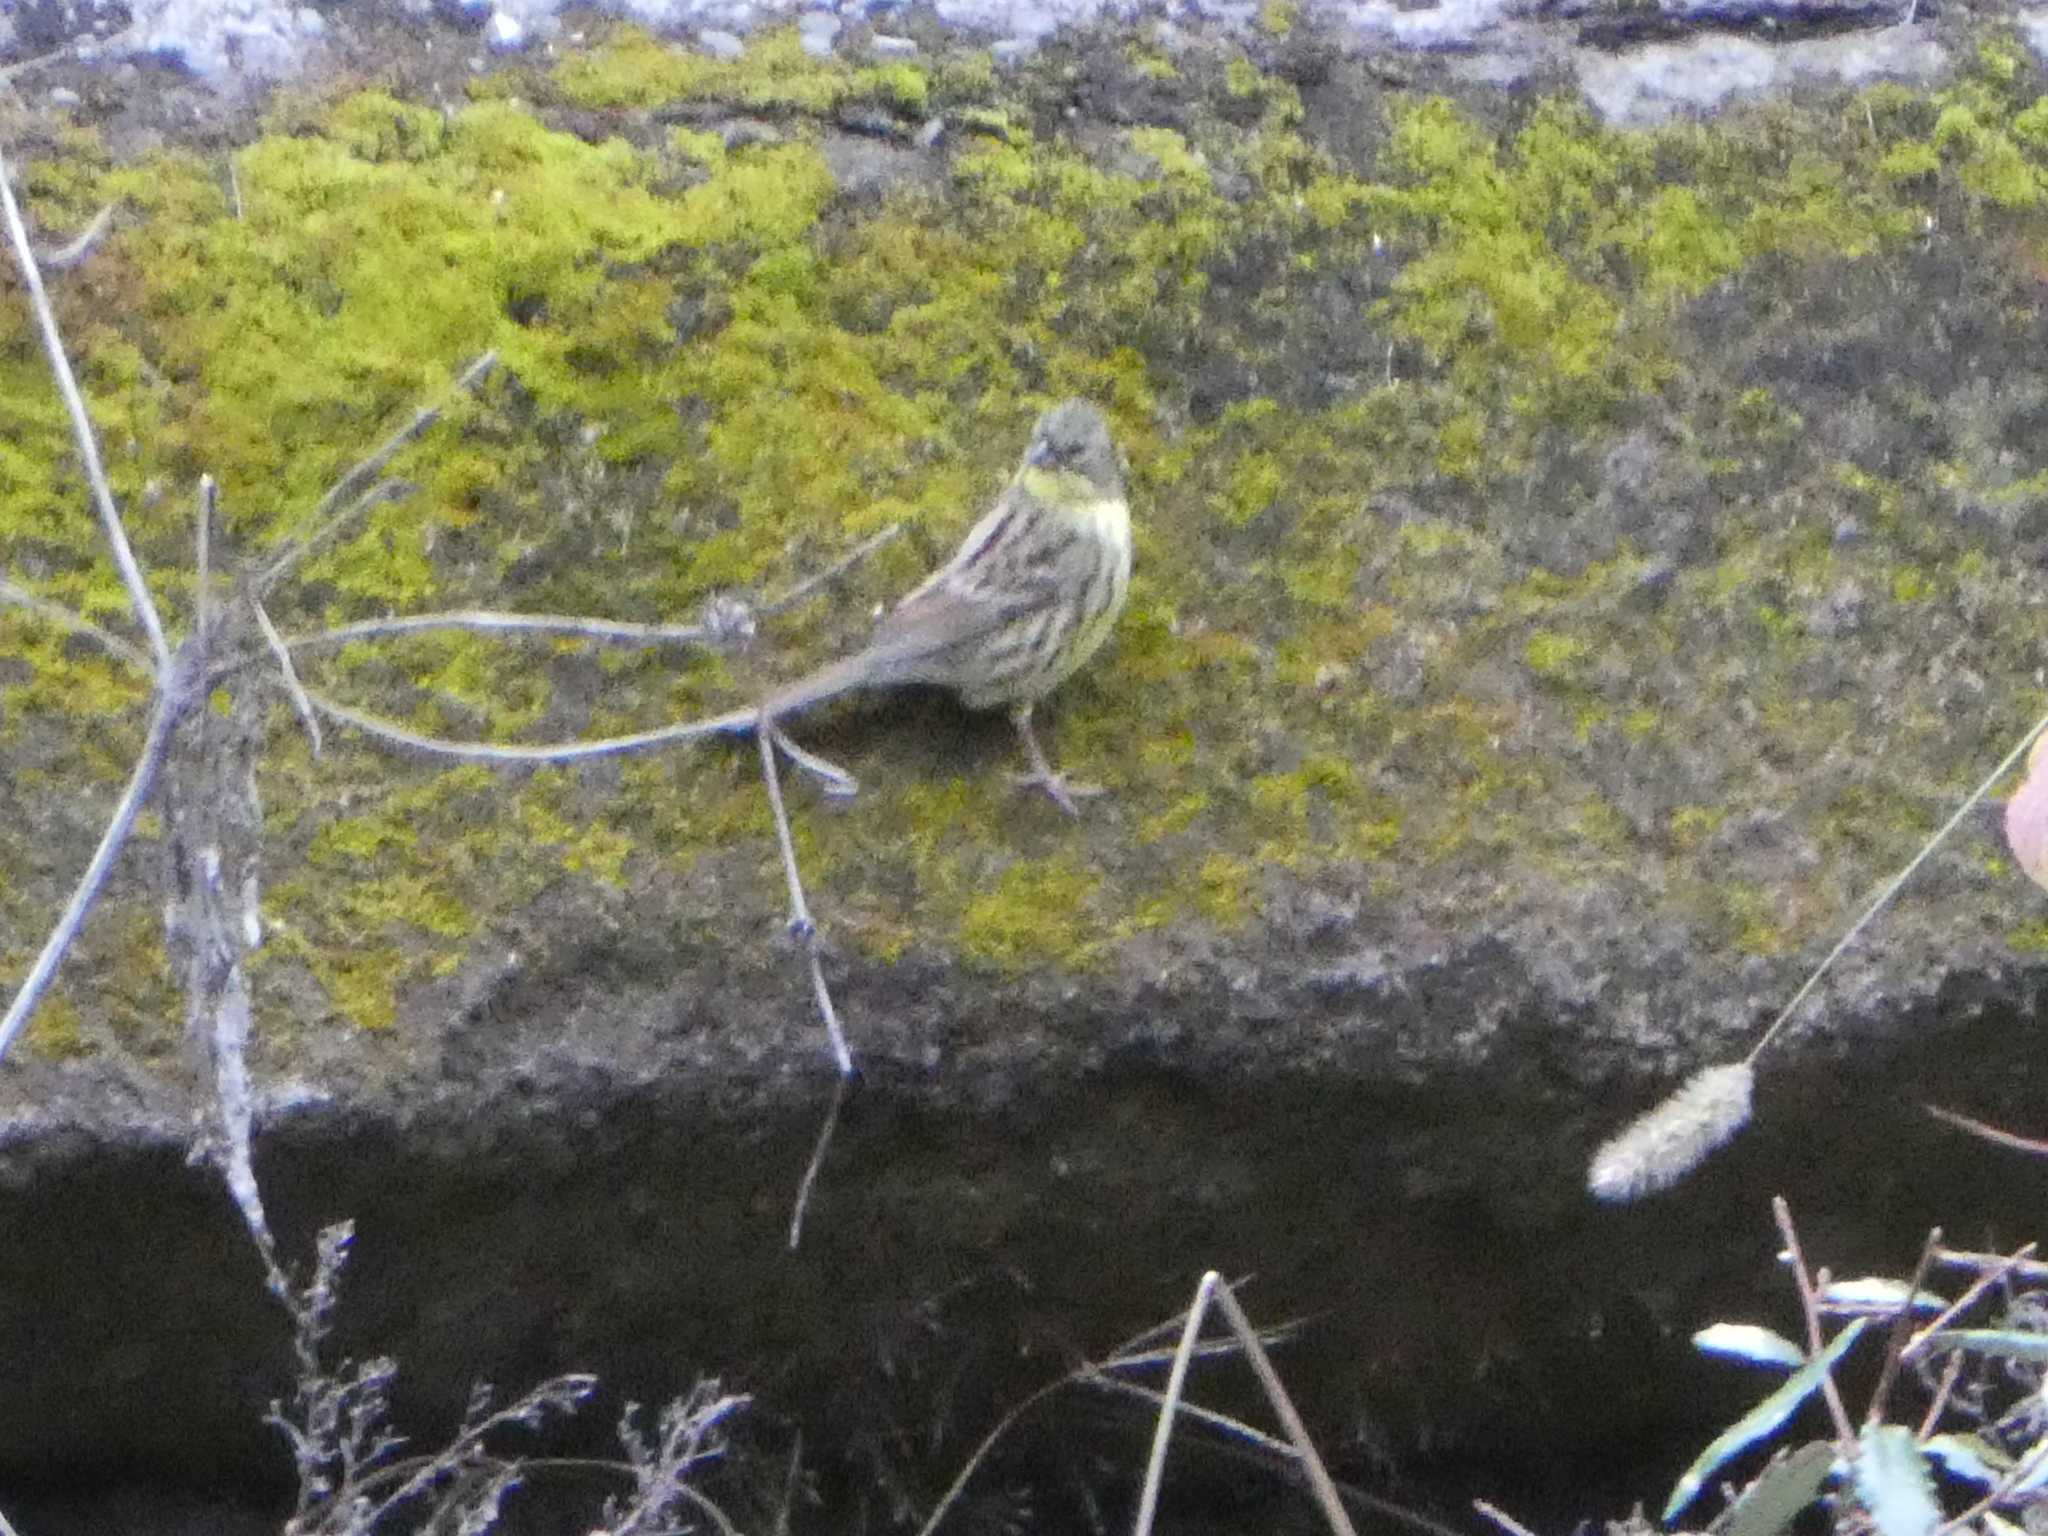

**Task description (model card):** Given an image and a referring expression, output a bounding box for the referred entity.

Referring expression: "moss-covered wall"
[7,21,2048,1050]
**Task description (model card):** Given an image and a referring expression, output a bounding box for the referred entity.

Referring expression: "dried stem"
[1865,1226,1941,1427]
[255,349,496,593]
[1930,1244,2048,1282]
[1771,1197,1859,1450]
[1133,1271,1357,1536]
[1905,1242,2039,1362]
[1744,705,2048,1068]
[0,674,186,1058]
[0,142,169,668]
[0,578,154,672]
[256,476,413,596]
[38,202,114,270]
[755,522,904,618]
[788,1072,847,1253]
[755,720,853,1080]
[303,685,746,764]
[1471,1500,1544,1536]
[254,599,321,755]
[773,1429,803,1536]
[1924,1103,2048,1157]
[290,609,728,652]
[195,475,215,639]
[1915,1347,1967,1439]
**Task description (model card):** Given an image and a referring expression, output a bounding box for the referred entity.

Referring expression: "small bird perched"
[710,400,1132,815]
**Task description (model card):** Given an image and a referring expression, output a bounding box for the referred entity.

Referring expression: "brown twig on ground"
[255,348,496,593]
[0,142,167,667]
[1905,1243,2041,1362]
[36,201,114,270]
[1771,1197,1859,1452]
[1472,1498,1544,1536]
[1925,1103,2048,1157]
[0,577,153,671]
[1133,1271,1357,1536]
[1865,1226,1942,1427]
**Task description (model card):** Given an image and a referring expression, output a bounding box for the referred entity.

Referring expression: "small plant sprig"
[1647,1199,2048,1536]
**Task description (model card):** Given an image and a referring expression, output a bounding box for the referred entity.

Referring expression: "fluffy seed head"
[1587,1063,1755,1202]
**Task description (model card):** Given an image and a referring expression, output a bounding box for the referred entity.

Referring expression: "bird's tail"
[693,646,892,737]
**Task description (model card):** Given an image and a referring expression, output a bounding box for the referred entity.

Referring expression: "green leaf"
[1921,1432,2009,1486]
[1664,1318,1868,1524]
[1719,1441,1839,1536]
[1816,1278,1947,1314]
[1695,1323,1807,1370]
[1854,1424,1940,1536]
[1924,1329,2048,1363]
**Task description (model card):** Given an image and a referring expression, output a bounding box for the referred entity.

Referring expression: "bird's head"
[1024,400,1126,502]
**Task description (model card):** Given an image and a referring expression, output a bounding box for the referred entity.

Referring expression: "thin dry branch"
[195,476,214,637]
[755,716,853,1078]
[302,686,747,765]
[0,577,154,671]
[789,1074,847,1252]
[1905,1242,2040,1362]
[1472,1500,1544,1536]
[1930,1245,2048,1283]
[256,476,414,596]
[285,523,903,657]
[303,685,859,798]
[1865,1226,1942,1427]
[1925,1103,2048,1157]
[1133,1272,1358,1536]
[0,142,168,668]
[0,665,190,1058]
[1743,705,2048,1069]
[289,609,728,652]
[756,522,905,618]
[37,201,114,270]
[1771,1198,1858,1451]
[255,348,496,593]
[253,600,320,755]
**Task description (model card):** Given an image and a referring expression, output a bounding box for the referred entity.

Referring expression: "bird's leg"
[1007,703,1106,817]
[764,718,860,798]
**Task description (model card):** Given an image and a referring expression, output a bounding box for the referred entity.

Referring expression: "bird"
[705,400,1132,815]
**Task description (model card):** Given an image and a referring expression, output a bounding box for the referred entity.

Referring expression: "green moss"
[1124,36,1179,83]
[1632,186,1744,297]
[1193,853,1257,925]
[1669,806,1726,853]
[1878,140,1941,181]
[957,855,1102,973]
[1256,0,1298,35]
[1722,884,1791,958]
[13,25,2048,1046]
[1221,450,1283,526]
[21,992,88,1060]
[547,24,935,121]
[1890,565,1934,603]
[1523,631,1591,683]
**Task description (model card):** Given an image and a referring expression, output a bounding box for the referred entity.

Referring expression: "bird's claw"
[1007,771,1108,818]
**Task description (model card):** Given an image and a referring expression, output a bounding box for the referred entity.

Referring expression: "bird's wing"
[866,568,1060,682]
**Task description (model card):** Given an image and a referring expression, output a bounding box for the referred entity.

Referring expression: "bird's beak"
[1027,439,1056,469]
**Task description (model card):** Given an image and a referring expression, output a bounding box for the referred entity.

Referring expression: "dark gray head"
[1024,400,1125,498]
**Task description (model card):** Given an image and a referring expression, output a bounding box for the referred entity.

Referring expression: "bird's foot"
[1007,769,1108,818]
